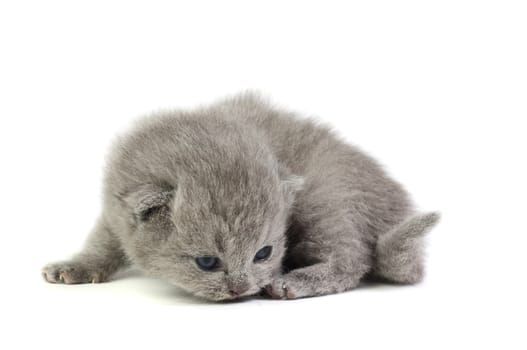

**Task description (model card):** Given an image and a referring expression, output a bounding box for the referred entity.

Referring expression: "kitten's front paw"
[264,279,297,300]
[42,261,105,284]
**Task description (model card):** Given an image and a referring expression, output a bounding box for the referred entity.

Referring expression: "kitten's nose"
[227,274,250,297]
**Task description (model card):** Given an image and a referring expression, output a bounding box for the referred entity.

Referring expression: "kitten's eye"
[254,246,272,262]
[195,256,220,271]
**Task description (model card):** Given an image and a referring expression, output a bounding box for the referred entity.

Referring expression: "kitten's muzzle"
[227,281,250,297]
[226,273,251,297]
[228,286,248,297]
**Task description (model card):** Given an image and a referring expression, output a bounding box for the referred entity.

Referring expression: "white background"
[1,1,525,349]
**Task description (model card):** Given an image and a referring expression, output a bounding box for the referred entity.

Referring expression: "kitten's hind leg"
[42,217,129,284]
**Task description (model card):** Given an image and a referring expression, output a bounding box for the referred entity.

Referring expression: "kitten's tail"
[373,212,441,284]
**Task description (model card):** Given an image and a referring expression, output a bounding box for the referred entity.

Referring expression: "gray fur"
[42,93,440,300]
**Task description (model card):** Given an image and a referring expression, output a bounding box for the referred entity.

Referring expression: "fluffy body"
[43,93,440,300]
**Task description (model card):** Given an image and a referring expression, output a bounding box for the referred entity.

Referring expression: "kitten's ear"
[119,184,174,221]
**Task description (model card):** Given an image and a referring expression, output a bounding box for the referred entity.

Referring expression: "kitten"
[42,93,440,300]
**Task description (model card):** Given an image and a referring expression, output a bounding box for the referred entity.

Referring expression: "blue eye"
[195,256,219,271]
[254,246,272,262]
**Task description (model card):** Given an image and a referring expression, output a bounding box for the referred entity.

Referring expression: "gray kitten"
[42,93,440,301]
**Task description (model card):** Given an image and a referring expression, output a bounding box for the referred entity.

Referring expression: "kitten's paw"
[264,279,297,300]
[42,261,105,284]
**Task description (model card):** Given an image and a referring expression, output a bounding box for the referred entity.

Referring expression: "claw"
[264,283,296,299]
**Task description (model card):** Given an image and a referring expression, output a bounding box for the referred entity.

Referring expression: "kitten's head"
[121,164,303,301]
